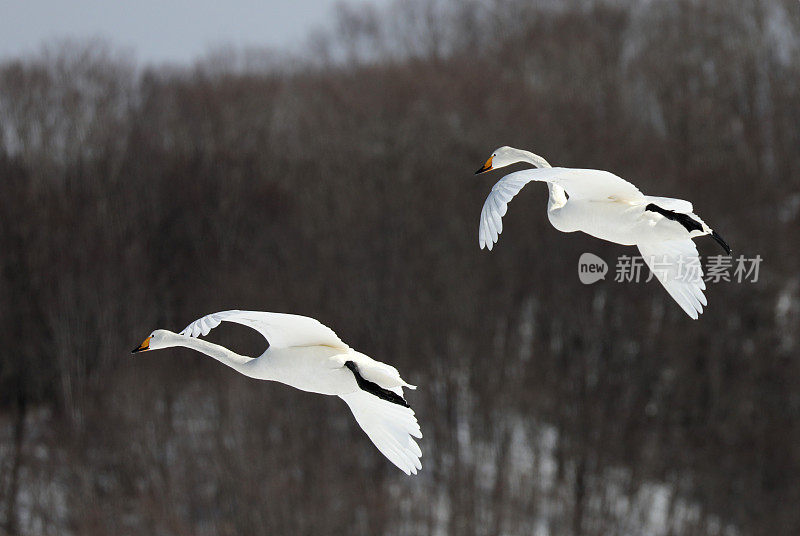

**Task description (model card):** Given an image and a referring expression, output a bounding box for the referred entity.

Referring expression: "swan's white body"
[133,310,422,474]
[476,147,731,319]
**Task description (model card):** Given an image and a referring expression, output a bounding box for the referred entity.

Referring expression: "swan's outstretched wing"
[479,167,643,250]
[541,167,643,201]
[479,170,537,250]
[180,310,348,349]
[637,241,707,319]
[340,391,422,475]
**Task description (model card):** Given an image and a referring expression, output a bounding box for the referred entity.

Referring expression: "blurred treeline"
[1,0,799,534]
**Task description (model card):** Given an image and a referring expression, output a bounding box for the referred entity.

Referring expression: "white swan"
[132,310,422,474]
[475,146,731,319]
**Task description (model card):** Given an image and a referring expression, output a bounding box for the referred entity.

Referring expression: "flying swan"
[132,310,422,474]
[475,146,731,319]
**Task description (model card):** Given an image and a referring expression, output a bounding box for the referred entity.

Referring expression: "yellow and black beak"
[475,155,494,174]
[131,336,151,354]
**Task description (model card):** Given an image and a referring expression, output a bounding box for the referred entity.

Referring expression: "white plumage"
[133,310,422,474]
[638,241,707,317]
[181,310,346,349]
[475,146,730,319]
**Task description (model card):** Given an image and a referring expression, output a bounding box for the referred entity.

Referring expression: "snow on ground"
[0,390,739,535]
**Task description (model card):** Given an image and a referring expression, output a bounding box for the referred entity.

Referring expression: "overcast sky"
[0,0,384,64]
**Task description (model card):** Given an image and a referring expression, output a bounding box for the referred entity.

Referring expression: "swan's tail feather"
[344,361,409,407]
[644,203,731,254]
[340,391,422,475]
[645,203,703,233]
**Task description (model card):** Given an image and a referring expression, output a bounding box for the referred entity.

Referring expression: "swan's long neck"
[162,332,256,375]
[515,150,552,170]
[514,149,568,210]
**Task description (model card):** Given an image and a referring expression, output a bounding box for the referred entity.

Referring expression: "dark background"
[1,0,798,534]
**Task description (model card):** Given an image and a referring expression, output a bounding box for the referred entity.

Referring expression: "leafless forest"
[1,0,799,534]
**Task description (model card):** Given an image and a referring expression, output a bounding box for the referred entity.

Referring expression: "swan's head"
[475,146,521,174]
[131,329,175,354]
[475,146,550,174]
